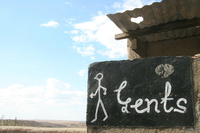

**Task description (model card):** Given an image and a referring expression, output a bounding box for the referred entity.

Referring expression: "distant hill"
[1,119,86,128]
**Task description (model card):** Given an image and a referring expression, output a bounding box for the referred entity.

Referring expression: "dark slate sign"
[87,56,194,127]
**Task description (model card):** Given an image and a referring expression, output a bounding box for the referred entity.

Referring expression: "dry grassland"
[0,126,86,133]
[0,120,86,133]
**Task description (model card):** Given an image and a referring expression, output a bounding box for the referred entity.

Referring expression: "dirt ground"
[0,126,86,133]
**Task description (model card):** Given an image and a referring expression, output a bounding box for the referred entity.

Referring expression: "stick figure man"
[90,73,108,123]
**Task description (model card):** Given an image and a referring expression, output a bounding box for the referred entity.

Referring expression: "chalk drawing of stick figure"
[90,73,108,123]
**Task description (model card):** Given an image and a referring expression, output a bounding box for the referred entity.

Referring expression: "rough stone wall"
[146,36,200,57]
[87,55,200,133]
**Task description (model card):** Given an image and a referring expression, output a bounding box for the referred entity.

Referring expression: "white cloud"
[69,0,159,59]
[0,78,86,120]
[114,0,155,12]
[70,30,79,34]
[73,45,95,56]
[122,0,143,11]
[64,31,69,33]
[91,56,95,60]
[70,12,126,59]
[40,20,59,28]
[78,69,86,77]
[113,2,122,9]
[64,30,79,34]
[65,1,72,6]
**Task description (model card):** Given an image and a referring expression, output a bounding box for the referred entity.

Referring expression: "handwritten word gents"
[116,81,187,114]
[114,81,131,113]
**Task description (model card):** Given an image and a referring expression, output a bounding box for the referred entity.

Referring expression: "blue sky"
[0,0,161,121]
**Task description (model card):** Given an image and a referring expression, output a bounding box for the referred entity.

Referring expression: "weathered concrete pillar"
[127,38,141,60]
